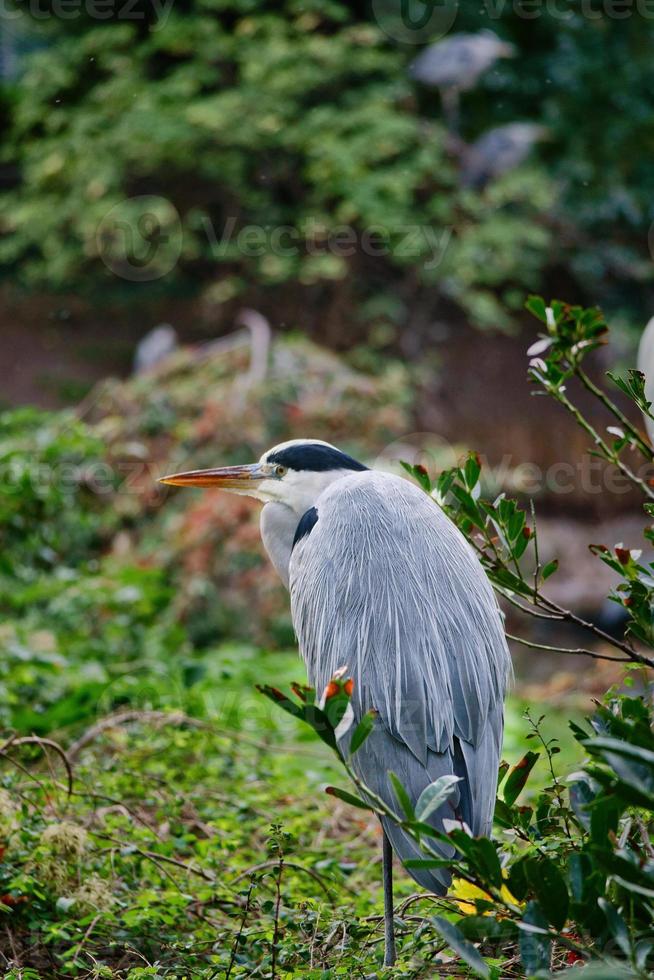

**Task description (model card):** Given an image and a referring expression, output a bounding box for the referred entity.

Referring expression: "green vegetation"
[2,4,654,331]
[0,299,651,976]
[263,298,654,977]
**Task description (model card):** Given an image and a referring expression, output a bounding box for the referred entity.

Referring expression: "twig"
[91,830,216,882]
[232,860,337,903]
[0,735,73,796]
[576,366,653,459]
[506,633,631,663]
[224,878,255,980]
[636,815,654,859]
[538,595,653,668]
[552,384,654,499]
[67,710,197,760]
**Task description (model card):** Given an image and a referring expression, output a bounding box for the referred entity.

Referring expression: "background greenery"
[0,300,652,978]
[1,3,654,977]
[2,2,654,335]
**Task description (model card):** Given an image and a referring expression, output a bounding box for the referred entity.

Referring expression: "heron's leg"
[441,87,460,134]
[382,828,396,967]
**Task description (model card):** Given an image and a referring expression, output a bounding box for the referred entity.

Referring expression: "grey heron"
[133,323,178,374]
[161,439,511,966]
[460,123,548,189]
[409,31,515,132]
[638,316,654,444]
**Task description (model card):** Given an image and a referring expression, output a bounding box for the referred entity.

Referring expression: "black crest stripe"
[292,507,319,550]
[268,444,368,473]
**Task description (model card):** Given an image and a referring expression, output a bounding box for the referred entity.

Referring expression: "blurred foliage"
[2,2,653,331]
[0,407,111,572]
[0,298,651,975]
[90,332,412,648]
[0,334,412,735]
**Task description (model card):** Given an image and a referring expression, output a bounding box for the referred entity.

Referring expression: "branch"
[506,632,632,664]
[576,366,653,459]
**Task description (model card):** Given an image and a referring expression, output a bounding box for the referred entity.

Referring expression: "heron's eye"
[275,464,288,477]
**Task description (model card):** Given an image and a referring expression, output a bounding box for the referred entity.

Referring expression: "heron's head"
[160,439,368,515]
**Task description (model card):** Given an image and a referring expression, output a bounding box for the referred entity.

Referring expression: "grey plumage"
[133,323,178,374]
[409,31,515,91]
[160,439,512,909]
[461,123,547,189]
[290,471,510,894]
[638,316,654,445]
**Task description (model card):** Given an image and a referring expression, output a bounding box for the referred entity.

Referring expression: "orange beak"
[159,463,264,489]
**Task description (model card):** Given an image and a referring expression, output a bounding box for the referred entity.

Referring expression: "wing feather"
[289,471,511,891]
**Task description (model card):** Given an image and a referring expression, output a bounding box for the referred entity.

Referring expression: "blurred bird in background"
[133,323,178,374]
[161,439,511,966]
[459,123,549,189]
[410,30,515,132]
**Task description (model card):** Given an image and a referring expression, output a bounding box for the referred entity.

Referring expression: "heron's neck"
[260,502,299,588]
[260,469,357,586]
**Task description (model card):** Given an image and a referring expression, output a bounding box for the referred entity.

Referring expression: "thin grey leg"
[382,828,396,967]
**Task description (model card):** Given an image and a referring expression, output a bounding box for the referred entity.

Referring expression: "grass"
[0,407,596,978]
[0,643,587,978]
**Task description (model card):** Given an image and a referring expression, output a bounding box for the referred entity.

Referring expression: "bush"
[263,297,654,976]
[3,4,654,329]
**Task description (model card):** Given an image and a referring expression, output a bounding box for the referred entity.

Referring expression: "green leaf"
[585,735,654,772]
[589,796,621,851]
[436,469,456,500]
[415,775,461,822]
[503,751,540,806]
[568,776,596,830]
[323,689,351,731]
[553,965,637,979]
[256,685,339,751]
[541,558,558,580]
[404,857,450,869]
[469,838,503,891]
[507,857,529,902]
[493,798,514,828]
[598,898,631,957]
[518,901,552,976]
[445,832,503,890]
[388,771,414,820]
[524,855,569,931]
[459,915,517,943]
[256,685,303,721]
[324,786,371,811]
[464,452,481,490]
[591,849,654,896]
[430,915,490,978]
[348,709,377,755]
[400,460,431,492]
[526,295,548,323]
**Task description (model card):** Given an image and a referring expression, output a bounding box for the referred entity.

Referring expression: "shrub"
[4,5,654,329]
[263,297,654,976]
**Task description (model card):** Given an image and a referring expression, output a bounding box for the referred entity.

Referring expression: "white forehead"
[259,439,337,464]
